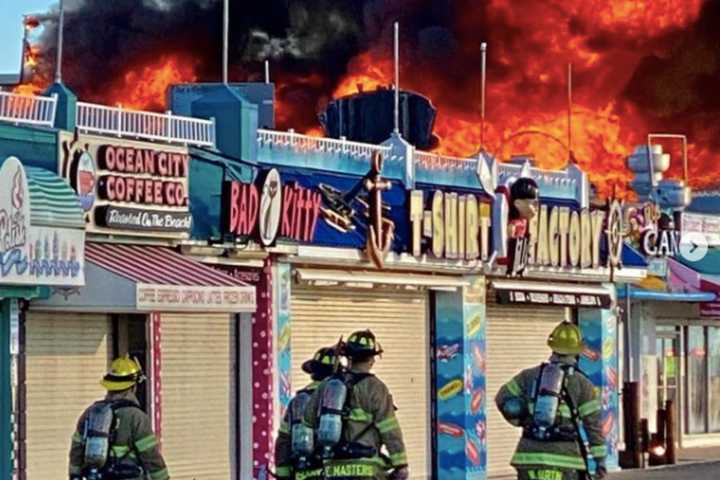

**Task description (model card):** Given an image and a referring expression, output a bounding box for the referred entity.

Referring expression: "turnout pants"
[516,467,586,480]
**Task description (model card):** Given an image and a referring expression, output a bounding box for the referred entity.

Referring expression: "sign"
[136,283,256,312]
[0,157,85,286]
[98,206,192,232]
[499,200,624,275]
[60,133,192,238]
[625,202,679,258]
[496,288,612,308]
[365,152,394,268]
[409,190,492,261]
[223,169,323,245]
[682,212,720,246]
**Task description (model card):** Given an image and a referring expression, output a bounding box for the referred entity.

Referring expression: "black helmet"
[344,330,383,359]
[510,177,539,201]
[301,347,338,379]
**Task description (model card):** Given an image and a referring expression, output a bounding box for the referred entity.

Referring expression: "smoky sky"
[28,0,720,176]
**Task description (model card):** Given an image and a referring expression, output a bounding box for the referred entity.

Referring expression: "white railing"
[498,163,575,188]
[415,151,476,170]
[0,91,57,127]
[76,101,215,147]
[257,129,390,160]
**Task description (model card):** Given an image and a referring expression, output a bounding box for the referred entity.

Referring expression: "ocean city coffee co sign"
[223,168,322,246]
[61,133,192,238]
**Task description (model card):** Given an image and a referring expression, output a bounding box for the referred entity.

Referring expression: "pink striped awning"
[85,242,256,312]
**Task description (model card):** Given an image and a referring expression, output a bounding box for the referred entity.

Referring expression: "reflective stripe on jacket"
[69,391,169,480]
[495,361,606,471]
[274,381,320,478]
[304,370,408,473]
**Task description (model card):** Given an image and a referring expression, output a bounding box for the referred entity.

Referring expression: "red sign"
[97,145,189,206]
[280,182,321,242]
[223,175,321,243]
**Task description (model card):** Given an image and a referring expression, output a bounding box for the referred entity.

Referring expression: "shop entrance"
[112,314,149,411]
[656,326,681,441]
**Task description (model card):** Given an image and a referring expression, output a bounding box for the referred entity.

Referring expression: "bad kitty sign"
[60,132,192,238]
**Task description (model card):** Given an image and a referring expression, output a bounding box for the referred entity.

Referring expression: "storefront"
[482,196,627,477]
[621,206,720,447]
[0,156,86,479]
[244,127,646,479]
[19,132,256,480]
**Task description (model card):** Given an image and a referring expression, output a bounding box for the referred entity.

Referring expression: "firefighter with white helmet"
[69,356,168,480]
[303,330,409,480]
[495,321,608,480]
[275,346,340,479]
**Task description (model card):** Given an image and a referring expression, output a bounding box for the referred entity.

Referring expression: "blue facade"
[0,82,634,480]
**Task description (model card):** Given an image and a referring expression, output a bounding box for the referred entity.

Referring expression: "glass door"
[657,330,681,439]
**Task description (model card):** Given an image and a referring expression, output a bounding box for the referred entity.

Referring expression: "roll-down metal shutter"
[161,313,235,479]
[25,312,111,480]
[486,302,569,478]
[291,285,430,479]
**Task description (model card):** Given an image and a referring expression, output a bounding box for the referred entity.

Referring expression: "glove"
[390,466,409,480]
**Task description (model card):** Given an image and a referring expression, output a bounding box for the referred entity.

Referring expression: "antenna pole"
[480,42,487,149]
[567,62,573,161]
[55,0,65,82]
[223,0,229,84]
[393,21,400,134]
[265,60,270,83]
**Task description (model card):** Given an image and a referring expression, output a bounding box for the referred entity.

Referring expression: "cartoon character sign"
[495,177,540,276]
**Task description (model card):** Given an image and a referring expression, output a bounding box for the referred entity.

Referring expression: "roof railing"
[257,128,390,160]
[0,91,57,127]
[76,101,215,147]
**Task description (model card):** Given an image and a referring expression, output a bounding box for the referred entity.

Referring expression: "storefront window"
[709,328,720,432]
[687,326,707,434]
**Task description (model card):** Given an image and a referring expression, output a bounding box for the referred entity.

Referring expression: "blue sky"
[0,0,56,74]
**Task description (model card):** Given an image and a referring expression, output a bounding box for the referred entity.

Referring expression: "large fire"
[101,54,199,111]
[10,0,717,199]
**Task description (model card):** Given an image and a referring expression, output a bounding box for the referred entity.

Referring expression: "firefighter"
[304,330,409,480]
[275,347,340,479]
[495,321,607,480]
[69,356,169,480]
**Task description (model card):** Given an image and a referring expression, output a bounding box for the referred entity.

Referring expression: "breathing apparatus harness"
[81,399,144,480]
[524,362,596,479]
[288,386,318,471]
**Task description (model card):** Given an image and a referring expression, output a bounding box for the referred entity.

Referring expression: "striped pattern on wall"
[25,166,84,229]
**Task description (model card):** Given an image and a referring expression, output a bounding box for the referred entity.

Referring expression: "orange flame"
[306,0,707,199]
[104,54,199,111]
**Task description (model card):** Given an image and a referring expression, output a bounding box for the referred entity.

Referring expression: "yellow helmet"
[547,321,584,355]
[101,355,145,391]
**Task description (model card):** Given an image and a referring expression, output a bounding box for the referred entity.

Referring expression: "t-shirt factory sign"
[60,132,192,238]
[408,189,493,261]
[407,182,624,276]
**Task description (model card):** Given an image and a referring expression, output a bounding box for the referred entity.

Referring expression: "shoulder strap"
[532,362,548,400]
[560,385,592,474]
[110,399,141,412]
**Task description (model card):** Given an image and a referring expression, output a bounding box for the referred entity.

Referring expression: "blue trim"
[617,285,716,302]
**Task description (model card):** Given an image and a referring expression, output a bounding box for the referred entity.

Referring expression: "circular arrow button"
[680,232,709,262]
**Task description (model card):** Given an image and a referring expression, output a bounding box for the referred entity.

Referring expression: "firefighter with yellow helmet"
[304,330,409,479]
[69,356,169,480]
[495,321,607,480]
[275,346,340,479]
